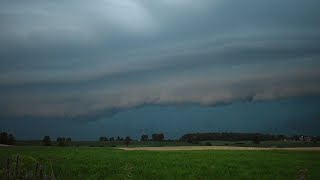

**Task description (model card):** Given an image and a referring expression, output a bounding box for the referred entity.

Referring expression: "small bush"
[205,142,212,146]
[253,135,260,144]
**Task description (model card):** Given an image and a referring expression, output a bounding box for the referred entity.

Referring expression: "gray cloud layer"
[1,0,320,118]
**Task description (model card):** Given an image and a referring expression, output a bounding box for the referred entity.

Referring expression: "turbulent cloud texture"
[1,0,320,119]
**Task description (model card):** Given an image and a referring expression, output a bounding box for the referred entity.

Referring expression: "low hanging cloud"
[1,0,320,119]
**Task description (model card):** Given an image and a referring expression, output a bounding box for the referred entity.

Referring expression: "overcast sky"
[1,0,320,138]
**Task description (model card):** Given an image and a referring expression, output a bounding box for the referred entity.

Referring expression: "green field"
[1,146,320,180]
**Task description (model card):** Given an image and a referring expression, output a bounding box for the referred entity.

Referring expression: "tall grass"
[1,146,319,179]
[1,154,55,180]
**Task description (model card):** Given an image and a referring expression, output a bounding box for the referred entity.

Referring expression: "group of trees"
[42,136,51,146]
[140,134,149,141]
[98,133,165,147]
[99,136,131,146]
[42,136,72,146]
[0,132,16,145]
[56,137,72,146]
[99,136,122,141]
[180,132,287,143]
[99,136,125,142]
[140,133,165,141]
[152,133,165,141]
[180,132,320,144]
[99,133,165,143]
[124,136,131,147]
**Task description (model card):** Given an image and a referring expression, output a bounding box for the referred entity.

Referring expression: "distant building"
[299,136,304,141]
[299,135,312,142]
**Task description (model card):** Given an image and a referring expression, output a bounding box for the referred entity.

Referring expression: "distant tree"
[109,137,115,141]
[140,134,149,141]
[0,132,8,144]
[99,136,104,141]
[117,136,121,141]
[7,134,16,145]
[152,134,157,141]
[312,136,319,143]
[57,137,63,146]
[125,136,131,147]
[57,137,70,146]
[185,134,195,143]
[152,133,164,141]
[120,137,124,141]
[42,136,51,146]
[253,135,260,144]
[67,137,72,142]
[180,132,285,142]
[0,132,16,145]
[292,135,300,141]
[99,136,108,142]
[159,133,164,141]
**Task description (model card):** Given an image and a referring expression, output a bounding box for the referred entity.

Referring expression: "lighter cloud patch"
[99,0,158,33]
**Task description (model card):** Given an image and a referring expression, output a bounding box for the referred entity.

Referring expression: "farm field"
[1,146,320,180]
[119,146,320,151]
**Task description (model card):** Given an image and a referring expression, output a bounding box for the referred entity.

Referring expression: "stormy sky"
[1,0,320,139]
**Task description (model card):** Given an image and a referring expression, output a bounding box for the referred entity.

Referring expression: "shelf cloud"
[1,0,320,119]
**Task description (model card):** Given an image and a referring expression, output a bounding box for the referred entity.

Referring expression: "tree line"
[0,132,16,145]
[42,136,72,146]
[99,136,124,141]
[180,132,320,144]
[5,132,319,147]
[99,133,165,142]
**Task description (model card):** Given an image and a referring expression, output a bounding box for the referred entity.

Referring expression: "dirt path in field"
[118,146,320,151]
[0,144,11,147]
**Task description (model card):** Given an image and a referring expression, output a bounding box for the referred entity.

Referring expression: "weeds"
[1,154,55,180]
[296,168,309,180]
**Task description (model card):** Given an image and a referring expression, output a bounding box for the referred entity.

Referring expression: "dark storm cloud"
[0,0,320,119]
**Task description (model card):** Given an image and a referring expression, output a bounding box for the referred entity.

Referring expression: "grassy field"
[198,140,320,147]
[1,146,320,180]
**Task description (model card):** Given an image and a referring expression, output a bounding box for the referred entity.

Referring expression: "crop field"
[1,146,320,180]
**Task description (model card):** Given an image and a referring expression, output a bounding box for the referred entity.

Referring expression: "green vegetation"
[198,140,320,148]
[180,132,320,143]
[13,139,320,148]
[0,132,16,145]
[1,146,320,180]
[14,140,193,147]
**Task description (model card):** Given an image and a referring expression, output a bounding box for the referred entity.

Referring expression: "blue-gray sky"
[1,0,320,139]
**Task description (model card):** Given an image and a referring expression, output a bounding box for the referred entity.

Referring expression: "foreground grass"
[1,146,320,180]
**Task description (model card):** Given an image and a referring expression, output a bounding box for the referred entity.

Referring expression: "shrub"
[42,136,51,146]
[253,135,261,144]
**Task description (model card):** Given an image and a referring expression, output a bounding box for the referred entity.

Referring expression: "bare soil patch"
[119,146,320,151]
[0,144,11,147]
